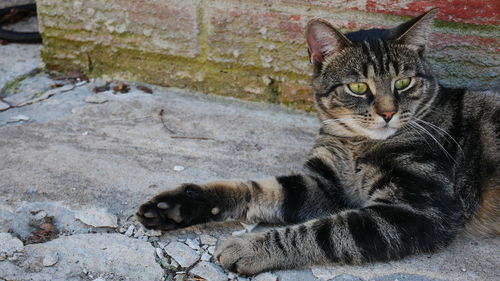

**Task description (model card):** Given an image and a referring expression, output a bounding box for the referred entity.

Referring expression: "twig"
[159,109,212,140]
[159,109,176,134]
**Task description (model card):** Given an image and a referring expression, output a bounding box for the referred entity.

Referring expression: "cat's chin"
[362,126,399,140]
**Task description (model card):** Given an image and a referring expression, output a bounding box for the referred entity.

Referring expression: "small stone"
[0,233,24,257]
[164,241,200,268]
[75,208,118,228]
[190,261,227,281]
[146,229,163,237]
[9,115,30,122]
[174,274,185,281]
[207,246,216,255]
[185,238,200,250]
[93,278,106,281]
[42,252,59,267]
[461,268,467,272]
[228,272,237,280]
[125,225,135,237]
[259,27,268,35]
[82,131,89,136]
[156,247,164,258]
[138,235,148,241]
[173,165,185,172]
[254,272,278,281]
[134,227,146,238]
[201,252,212,261]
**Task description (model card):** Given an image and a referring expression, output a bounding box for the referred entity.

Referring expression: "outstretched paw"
[215,234,275,275]
[136,184,218,230]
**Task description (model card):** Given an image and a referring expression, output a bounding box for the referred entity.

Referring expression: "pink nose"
[378,111,397,122]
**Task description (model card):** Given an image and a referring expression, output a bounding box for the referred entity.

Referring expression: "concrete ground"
[0,40,498,281]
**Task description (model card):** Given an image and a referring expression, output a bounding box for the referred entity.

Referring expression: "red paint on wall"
[366,0,499,25]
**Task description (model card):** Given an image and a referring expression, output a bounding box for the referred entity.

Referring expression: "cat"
[137,8,499,275]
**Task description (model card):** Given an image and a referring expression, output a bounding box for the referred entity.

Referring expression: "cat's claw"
[136,184,214,230]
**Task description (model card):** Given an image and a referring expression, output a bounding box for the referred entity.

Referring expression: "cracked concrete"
[0,42,498,281]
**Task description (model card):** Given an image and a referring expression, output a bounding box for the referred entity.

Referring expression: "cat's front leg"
[136,178,288,230]
[137,174,350,230]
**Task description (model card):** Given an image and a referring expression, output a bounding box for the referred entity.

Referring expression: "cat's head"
[306,9,439,140]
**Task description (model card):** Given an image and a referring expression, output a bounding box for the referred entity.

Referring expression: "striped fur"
[137,9,499,275]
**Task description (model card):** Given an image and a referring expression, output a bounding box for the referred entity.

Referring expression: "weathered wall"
[36,0,499,110]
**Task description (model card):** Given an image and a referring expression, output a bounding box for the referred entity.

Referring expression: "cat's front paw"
[215,234,275,275]
[136,184,217,230]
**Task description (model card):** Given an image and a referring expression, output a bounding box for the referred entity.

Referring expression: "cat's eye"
[394,77,411,90]
[347,82,368,94]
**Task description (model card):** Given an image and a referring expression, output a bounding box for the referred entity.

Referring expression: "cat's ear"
[391,8,439,48]
[306,19,352,66]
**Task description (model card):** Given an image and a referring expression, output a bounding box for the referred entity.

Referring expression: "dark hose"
[0,3,41,43]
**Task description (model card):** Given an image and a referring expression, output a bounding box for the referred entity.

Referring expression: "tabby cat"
[137,8,499,275]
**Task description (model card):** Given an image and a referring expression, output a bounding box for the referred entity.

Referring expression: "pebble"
[134,227,146,238]
[190,261,228,281]
[164,241,200,268]
[124,225,135,237]
[42,252,59,267]
[93,278,106,281]
[174,274,185,281]
[185,238,200,250]
[156,247,164,258]
[201,252,212,261]
[75,208,118,228]
[228,272,237,280]
[173,165,185,172]
[0,233,24,257]
[145,229,162,237]
[200,234,217,246]
[207,246,216,255]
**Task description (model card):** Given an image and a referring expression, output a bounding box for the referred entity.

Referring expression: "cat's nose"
[377,111,397,122]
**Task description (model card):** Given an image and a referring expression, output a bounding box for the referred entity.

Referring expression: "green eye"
[394,77,411,90]
[348,82,368,94]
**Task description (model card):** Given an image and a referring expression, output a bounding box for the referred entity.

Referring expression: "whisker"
[409,121,456,163]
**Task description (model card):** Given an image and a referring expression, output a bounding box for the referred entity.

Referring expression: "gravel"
[200,234,218,246]
[190,261,228,281]
[164,241,200,268]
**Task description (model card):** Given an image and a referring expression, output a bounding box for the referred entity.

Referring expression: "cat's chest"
[332,141,384,200]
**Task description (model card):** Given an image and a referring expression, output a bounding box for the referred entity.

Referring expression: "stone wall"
[36,0,499,110]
